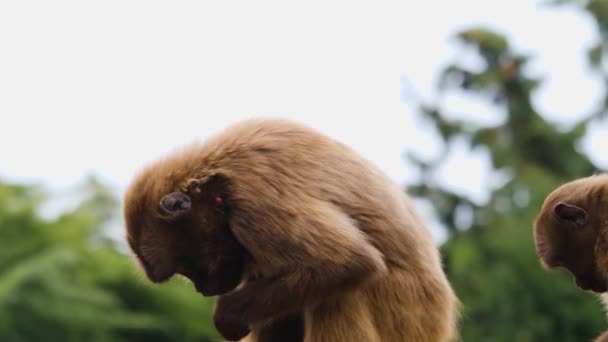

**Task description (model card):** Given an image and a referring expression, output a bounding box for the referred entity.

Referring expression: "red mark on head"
[215,196,223,206]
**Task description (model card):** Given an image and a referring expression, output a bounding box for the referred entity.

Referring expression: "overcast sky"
[1,1,607,225]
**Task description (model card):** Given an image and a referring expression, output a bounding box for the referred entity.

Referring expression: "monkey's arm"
[215,199,386,337]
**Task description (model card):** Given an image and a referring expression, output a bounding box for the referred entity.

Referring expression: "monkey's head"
[124,162,247,297]
[534,176,608,293]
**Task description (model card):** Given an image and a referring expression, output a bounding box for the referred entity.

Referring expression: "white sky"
[1,1,607,232]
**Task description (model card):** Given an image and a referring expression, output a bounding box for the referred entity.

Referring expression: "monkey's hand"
[214,295,251,341]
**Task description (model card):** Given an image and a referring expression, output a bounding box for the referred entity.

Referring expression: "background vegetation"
[2,1,608,341]
[407,1,608,340]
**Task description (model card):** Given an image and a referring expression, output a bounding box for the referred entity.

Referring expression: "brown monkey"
[534,175,608,292]
[124,118,459,342]
[534,174,608,341]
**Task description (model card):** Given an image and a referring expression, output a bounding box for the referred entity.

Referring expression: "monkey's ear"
[553,202,587,228]
[184,174,229,200]
[160,192,192,216]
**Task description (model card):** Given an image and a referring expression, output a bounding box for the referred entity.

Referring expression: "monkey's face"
[534,199,608,293]
[125,182,247,297]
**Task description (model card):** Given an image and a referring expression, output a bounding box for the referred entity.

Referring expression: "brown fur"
[534,174,608,341]
[124,118,459,342]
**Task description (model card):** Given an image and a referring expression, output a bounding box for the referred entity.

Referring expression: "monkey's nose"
[148,267,175,283]
[140,258,175,283]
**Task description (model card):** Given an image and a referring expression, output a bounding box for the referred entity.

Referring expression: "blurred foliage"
[553,0,608,119]
[407,18,607,342]
[0,177,219,342]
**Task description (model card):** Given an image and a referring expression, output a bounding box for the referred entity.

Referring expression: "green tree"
[563,0,608,120]
[406,27,606,341]
[0,177,219,342]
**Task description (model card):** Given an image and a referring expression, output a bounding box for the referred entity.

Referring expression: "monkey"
[533,174,608,292]
[534,174,608,342]
[124,118,459,342]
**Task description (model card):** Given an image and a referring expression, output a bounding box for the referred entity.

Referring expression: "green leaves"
[407,25,606,341]
[0,179,219,342]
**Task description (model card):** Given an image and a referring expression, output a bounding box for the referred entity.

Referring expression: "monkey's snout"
[145,267,175,283]
[139,258,176,283]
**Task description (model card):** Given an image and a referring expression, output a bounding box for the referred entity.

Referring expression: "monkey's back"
[190,118,458,341]
[199,118,441,261]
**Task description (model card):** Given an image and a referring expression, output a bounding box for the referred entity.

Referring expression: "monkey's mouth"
[574,275,608,293]
[188,275,235,297]
[192,278,217,296]
[179,269,239,297]
[192,274,224,296]
[177,270,218,296]
[178,258,244,297]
